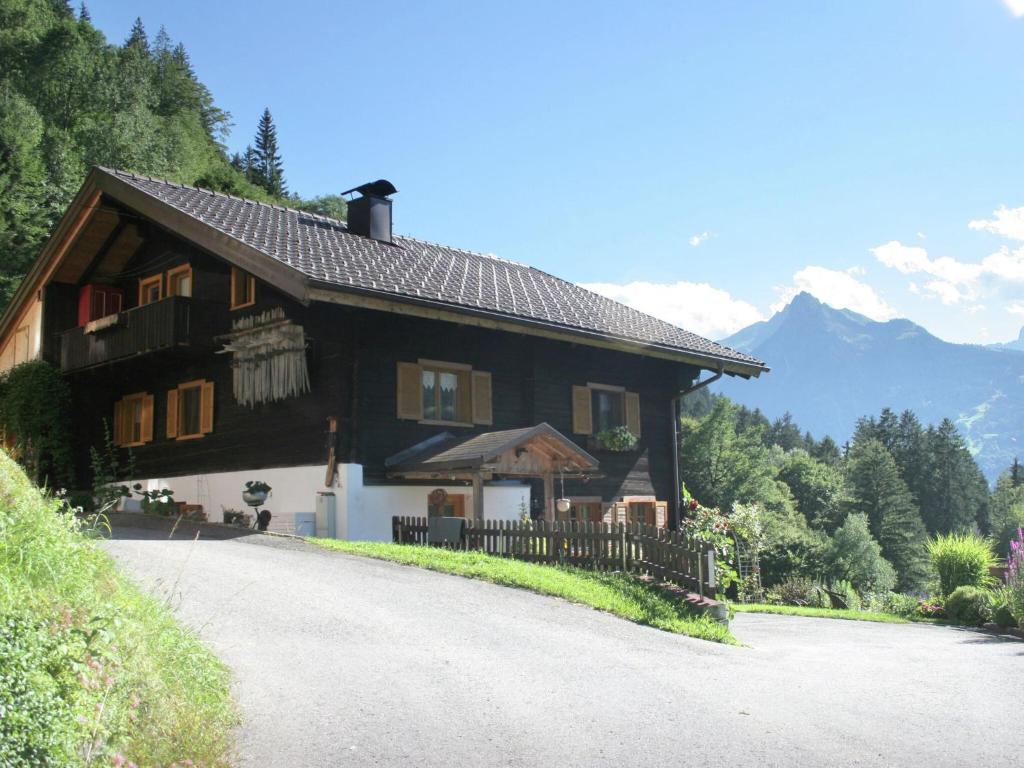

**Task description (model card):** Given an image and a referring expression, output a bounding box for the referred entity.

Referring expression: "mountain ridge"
[716,292,1022,481]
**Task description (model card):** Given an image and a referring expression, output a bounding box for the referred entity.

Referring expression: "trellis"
[218,308,310,407]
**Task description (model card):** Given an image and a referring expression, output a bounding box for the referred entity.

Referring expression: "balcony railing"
[59,296,209,372]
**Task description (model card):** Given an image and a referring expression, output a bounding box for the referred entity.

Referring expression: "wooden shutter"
[112,398,124,446]
[166,389,179,439]
[655,501,668,529]
[396,362,423,420]
[200,381,215,434]
[625,391,641,437]
[571,385,592,435]
[140,394,154,444]
[471,371,493,425]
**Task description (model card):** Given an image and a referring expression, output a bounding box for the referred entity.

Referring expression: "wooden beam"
[472,473,485,522]
[543,472,554,522]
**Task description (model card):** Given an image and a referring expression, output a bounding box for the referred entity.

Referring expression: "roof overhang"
[307,282,767,378]
[385,423,600,479]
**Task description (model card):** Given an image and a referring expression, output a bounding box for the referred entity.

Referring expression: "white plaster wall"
[128,464,335,535]
[354,483,530,542]
[125,463,530,541]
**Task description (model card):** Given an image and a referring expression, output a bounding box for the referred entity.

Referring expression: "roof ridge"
[100,166,350,230]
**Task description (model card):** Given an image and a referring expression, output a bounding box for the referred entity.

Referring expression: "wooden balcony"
[58,296,215,372]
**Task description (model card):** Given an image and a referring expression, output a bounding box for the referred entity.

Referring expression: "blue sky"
[89,1,1024,344]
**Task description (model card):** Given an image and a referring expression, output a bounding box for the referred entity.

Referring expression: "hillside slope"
[716,292,1024,481]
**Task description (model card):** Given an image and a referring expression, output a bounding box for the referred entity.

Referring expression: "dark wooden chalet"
[0,168,766,537]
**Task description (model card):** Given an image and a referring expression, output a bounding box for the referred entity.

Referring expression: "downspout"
[670,363,724,529]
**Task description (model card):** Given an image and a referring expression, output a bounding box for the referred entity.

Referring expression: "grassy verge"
[310,539,736,645]
[730,603,914,623]
[0,450,237,767]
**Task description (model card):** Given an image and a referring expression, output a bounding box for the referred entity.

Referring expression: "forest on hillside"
[679,390,1024,593]
[0,0,346,310]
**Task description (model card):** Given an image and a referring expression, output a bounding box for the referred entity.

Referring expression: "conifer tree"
[78,2,90,22]
[845,439,930,591]
[253,107,286,197]
[918,419,989,534]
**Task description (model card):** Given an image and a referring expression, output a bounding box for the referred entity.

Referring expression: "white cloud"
[1009,302,1024,317]
[968,205,1024,241]
[966,304,986,315]
[688,231,712,247]
[581,280,763,339]
[772,266,897,321]
[917,232,927,240]
[1003,0,1024,18]
[871,232,1024,304]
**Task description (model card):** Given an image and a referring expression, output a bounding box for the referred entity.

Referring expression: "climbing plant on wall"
[0,361,73,488]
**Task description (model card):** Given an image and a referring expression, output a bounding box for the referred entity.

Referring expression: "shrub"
[0,360,73,487]
[829,579,861,611]
[1007,527,1024,628]
[0,612,78,766]
[864,591,919,617]
[823,513,897,594]
[767,576,828,607]
[991,598,1016,629]
[944,586,994,626]
[927,532,998,597]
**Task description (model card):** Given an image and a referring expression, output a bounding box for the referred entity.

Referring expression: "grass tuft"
[310,539,737,645]
[0,450,237,766]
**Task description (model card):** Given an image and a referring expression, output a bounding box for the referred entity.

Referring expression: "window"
[113,392,154,447]
[166,380,215,440]
[422,367,461,422]
[230,267,256,309]
[592,388,624,434]
[167,264,193,297]
[396,360,492,426]
[138,274,162,306]
[571,383,641,438]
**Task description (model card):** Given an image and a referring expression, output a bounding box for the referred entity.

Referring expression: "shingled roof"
[95,168,766,376]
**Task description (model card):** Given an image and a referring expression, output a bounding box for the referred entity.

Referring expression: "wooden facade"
[1,179,734,527]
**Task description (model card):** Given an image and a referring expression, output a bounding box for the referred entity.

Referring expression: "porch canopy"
[384,422,599,521]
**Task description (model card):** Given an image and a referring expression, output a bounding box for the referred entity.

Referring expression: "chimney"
[342,179,397,243]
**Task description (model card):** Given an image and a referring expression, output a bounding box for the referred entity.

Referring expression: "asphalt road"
[103,519,1023,768]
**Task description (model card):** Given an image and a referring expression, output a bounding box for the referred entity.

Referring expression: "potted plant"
[132,484,176,515]
[594,425,638,452]
[242,480,272,506]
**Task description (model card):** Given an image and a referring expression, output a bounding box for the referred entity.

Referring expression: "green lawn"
[0,451,238,766]
[310,539,737,645]
[731,603,912,623]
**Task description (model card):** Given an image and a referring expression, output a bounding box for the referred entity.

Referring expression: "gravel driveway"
[103,518,1023,768]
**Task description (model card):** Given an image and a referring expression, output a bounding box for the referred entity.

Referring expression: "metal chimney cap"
[341,179,397,198]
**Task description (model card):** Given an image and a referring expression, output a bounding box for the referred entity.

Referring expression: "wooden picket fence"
[391,516,714,597]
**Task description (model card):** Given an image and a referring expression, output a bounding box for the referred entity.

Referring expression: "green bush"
[0,613,78,767]
[864,591,919,617]
[823,513,897,594]
[927,533,998,597]
[0,449,237,766]
[944,586,994,626]
[767,576,828,607]
[992,600,1017,629]
[830,579,861,611]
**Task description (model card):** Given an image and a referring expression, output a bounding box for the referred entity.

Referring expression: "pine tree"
[1012,457,1022,488]
[918,419,988,534]
[845,439,931,591]
[812,435,842,466]
[253,107,286,197]
[78,2,90,22]
[892,409,926,503]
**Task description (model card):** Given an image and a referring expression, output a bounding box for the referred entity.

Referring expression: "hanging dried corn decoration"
[218,308,310,407]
